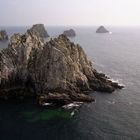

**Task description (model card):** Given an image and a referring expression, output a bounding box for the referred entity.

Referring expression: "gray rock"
[38,92,95,105]
[0,30,8,41]
[29,24,49,38]
[63,29,76,37]
[96,26,109,33]
[0,28,123,104]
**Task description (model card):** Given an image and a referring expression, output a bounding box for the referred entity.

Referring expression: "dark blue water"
[0,26,140,140]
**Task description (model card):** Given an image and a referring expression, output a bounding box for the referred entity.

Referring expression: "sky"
[0,0,140,26]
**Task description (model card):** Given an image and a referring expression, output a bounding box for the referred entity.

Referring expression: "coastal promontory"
[0,26,123,105]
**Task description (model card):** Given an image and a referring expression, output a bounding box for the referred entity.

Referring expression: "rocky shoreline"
[0,24,123,106]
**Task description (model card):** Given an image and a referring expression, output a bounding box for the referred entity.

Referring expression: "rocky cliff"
[63,29,76,37]
[0,30,8,41]
[0,28,123,104]
[96,26,109,33]
[29,24,49,38]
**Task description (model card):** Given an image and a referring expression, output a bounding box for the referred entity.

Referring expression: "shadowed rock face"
[0,30,8,41]
[0,28,123,104]
[96,26,109,33]
[29,24,49,38]
[63,29,76,37]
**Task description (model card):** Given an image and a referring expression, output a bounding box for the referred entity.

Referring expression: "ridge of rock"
[0,29,123,104]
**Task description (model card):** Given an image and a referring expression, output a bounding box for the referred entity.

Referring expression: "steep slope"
[0,28,123,104]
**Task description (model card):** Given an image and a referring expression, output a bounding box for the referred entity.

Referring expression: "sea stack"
[0,26,123,104]
[96,26,109,33]
[0,30,8,41]
[29,24,49,38]
[63,29,76,37]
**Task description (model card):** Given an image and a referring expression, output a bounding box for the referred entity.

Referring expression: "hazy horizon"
[0,0,140,26]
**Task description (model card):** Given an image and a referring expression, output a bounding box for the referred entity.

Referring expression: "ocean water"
[0,26,140,140]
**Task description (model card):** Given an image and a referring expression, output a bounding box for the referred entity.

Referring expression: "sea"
[0,26,140,140]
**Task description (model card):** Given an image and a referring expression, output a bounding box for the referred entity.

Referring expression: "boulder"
[63,29,76,37]
[0,30,8,41]
[96,26,109,33]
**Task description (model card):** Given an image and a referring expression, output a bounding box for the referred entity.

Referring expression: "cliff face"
[0,28,123,103]
[29,24,49,38]
[0,29,44,98]
[0,30,8,41]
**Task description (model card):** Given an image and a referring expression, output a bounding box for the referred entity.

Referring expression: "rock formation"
[29,24,49,38]
[0,30,8,41]
[0,28,123,104]
[96,26,109,33]
[63,29,76,37]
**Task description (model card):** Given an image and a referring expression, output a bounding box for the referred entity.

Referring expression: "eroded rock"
[0,28,123,104]
[0,30,8,41]
[29,24,49,38]
[63,29,76,37]
[96,26,109,33]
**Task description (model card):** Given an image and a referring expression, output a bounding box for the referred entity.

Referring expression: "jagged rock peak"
[63,29,76,37]
[0,30,8,41]
[0,29,44,91]
[96,26,109,33]
[0,28,123,104]
[8,30,44,59]
[29,24,49,38]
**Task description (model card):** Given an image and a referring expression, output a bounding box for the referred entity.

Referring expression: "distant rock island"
[96,26,109,33]
[0,30,8,41]
[63,29,76,37]
[0,24,123,105]
[29,24,49,38]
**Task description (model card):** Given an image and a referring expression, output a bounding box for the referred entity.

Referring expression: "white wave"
[71,111,75,116]
[107,100,115,104]
[43,103,53,106]
[108,78,125,87]
[129,102,133,105]
[109,78,119,83]
[62,102,83,110]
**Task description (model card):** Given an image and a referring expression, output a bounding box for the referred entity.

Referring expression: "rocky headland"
[0,30,8,41]
[0,26,123,105]
[96,26,109,33]
[63,29,76,37]
[29,24,49,38]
